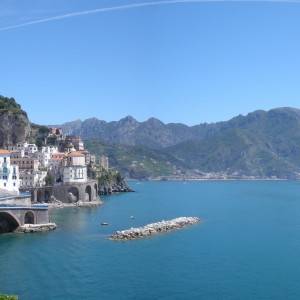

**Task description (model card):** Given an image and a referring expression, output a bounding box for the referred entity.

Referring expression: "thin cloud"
[0,0,299,32]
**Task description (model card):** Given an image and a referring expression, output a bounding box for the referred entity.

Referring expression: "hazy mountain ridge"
[60,107,300,179]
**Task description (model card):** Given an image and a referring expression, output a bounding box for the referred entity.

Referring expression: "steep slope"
[165,108,300,178]
[85,140,189,179]
[58,116,198,149]
[0,96,31,146]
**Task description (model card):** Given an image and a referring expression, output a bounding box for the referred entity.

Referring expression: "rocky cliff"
[0,96,31,146]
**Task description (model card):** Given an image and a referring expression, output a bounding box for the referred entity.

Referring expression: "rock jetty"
[110,217,200,240]
[16,223,57,233]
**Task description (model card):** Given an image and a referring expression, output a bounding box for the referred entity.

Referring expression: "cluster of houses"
[0,128,109,195]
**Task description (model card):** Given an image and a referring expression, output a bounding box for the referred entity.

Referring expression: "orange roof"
[51,153,65,160]
[0,149,11,155]
[67,151,85,157]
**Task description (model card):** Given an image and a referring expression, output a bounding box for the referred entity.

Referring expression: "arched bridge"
[0,205,50,233]
[21,180,99,204]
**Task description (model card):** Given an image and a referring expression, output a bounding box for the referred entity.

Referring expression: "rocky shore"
[48,200,102,209]
[110,217,200,240]
[16,223,57,233]
[98,180,134,195]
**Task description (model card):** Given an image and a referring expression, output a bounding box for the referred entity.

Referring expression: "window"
[4,157,6,163]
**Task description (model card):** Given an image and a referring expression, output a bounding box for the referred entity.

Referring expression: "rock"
[15,223,57,233]
[110,217,200,240]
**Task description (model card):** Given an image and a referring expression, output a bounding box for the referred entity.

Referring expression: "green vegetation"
[0,295,18,300]
[45,171,55,186]
[0,95,21,111]
[97,168,123,186]
[29,123,50,147]
[85,140,187,179]
[85,108,300,179]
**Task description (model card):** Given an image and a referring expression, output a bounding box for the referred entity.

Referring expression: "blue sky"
[1,0,300,125]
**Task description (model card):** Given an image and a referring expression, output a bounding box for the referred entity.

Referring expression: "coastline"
[48,200,103,209]
[128,177,290,182]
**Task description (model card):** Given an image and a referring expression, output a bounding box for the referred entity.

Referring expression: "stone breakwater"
[16,223,57,233]
[110,217,200,240]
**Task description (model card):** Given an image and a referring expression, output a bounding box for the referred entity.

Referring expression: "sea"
[1,181,300,300]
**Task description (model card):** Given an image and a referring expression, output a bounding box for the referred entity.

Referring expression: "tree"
[45,172,54,186]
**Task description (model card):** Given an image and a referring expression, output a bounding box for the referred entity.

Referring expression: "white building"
[63,152,87,183]
[6,142,38,156]
[24,144,38,155]
[10,149,25,159]
[19,170,47,188]
[38,146,58,167]
[100,155,109,170]
[42,145,58,155]
[0,149,20,193]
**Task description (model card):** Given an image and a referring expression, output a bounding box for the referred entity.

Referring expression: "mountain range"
[3,94,300,179]
[57,107,300,179]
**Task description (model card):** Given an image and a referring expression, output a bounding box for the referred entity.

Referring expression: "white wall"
[63,166,87,183]
[0,154,20,193]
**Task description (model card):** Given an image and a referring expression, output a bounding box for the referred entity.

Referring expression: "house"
[19,170,47,188]
[48,152,65,182]
[0,149,20,193]
[10,156,40,171]
[65,136,84,151]
[38,145,58,167]
[24,144,38,155]
[100,155,109,170]
[62,151,87,183]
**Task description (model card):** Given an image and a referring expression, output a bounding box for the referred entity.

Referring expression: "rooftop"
[0,149,11,155]
[67,151,85,157]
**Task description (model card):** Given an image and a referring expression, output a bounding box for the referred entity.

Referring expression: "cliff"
[95,168,133,195]
[0,96,31,146]
[0,95,49,147]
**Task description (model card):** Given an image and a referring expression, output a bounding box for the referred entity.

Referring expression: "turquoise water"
[1,181,300,299]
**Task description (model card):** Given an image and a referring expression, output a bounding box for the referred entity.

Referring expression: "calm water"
[1,181,300,299]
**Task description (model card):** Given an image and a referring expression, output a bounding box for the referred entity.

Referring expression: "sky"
[1,0,300,125]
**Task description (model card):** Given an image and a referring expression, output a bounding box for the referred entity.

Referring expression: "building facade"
[100,155,109,170]
[0,149,20,193]
[62,152,87,183]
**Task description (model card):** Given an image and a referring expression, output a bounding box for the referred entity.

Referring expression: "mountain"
[0,95,49,147]
[0,95,31,146]
[85,140,190,179]
[165,108,300,178]
[57,116,198,149]
[61,107,300,179]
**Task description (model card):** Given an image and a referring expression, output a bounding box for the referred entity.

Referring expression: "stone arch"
[94,183,98,196]
[85,185,92,202]
[68,186,79,203]
[24,211,35,224]
[0,212,20,233]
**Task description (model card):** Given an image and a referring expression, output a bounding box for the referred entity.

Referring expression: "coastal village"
[0,128,125,233]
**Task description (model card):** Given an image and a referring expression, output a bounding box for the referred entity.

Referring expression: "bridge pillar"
[32,190,38,203]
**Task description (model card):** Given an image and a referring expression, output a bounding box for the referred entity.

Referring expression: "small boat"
[101,222,109,226]
[130,216,135,219]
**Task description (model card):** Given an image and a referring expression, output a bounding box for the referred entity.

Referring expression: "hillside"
[57,116,199,149]
[65,107,300,179]
[165,108,300,178]
[85,140,189,179]
[3,94,300,179]
[0,95,31,146]
[0,95,49,147]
